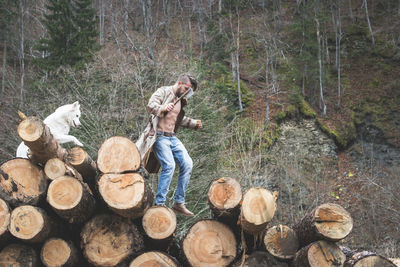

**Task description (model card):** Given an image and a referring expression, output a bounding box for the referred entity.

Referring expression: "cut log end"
[314,203,353,241]
[293,240,346,267]
[183,220,237,267]
[264,225,299,260]
[0,198,10,237]
[17,117,44,142]
[97,136,141,173]
[208,177,242,210]
[0,243,39,267]
[41,238,73,267]
[47,176,83,210]
[130,251,178,267]
[142,206,176,240]
[345,251,396,267]
[67,147,87,165]
[44,158,67,180]
[9,205,45,241]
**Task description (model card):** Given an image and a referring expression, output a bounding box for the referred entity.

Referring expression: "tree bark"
[0,243,39,267]
[17,116,67,165]
[233,250,289,267]
[47,176,96,224]
[293,202,353,248]
[207,177,242,221]
[98,173,153,219]
[240,188,278,234]
[264,224,299,260]
[0,198,11,246]
[142,206,176,243]
[97,136,141,173]
[293,240,346,267]
[1,21,7,103]
[344,251,396,267]
[41,238,79,267]
[18,0,25,107]
[129,251,179,267]
[315,16,326,116]
[182,219,237,267]
[9,205,53,243]
[363,0,375,47]
[80,213,144,267]
[67,147,97,183]
[0,158,47,207]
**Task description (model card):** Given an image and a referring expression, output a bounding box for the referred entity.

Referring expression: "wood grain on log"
[240,188,277,234]
[294,203,353,247]
[264,224,299,260]
[98,173,153,219]
[0,243,39,267]
[142,206,176,241]
[344,251,396,267]
[129,251,179,267]
[44,158,83,182]
[0,198,11,245]
[80,214,144,267]
[234,251,289,267]
[293,240,346,267]
[17,116,67,164]
[9,205,53,243]
[41,238,79,267]
[67,147,97,183]
[207,177,242,219]
[0,159,47,207]
[97,136,140,173]
[47,176,95,224]
[182,219,237,267]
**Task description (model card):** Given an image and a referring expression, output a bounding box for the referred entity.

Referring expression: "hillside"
[0,0,399,260]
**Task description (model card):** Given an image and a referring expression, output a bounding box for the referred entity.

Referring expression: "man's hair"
[177,74,198,91]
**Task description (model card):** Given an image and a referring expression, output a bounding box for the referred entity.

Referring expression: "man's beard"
[177,86,185,97]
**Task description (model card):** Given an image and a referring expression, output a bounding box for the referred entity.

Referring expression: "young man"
[136,74,202,216]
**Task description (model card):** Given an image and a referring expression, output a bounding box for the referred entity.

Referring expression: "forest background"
[0,0,399,257]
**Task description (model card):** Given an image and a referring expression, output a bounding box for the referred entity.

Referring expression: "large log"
[9,205,53,243]
[129,251,179,267]
[67,147,97,183]
[97,136,140,173]
[182,219,237,267]
[233,251,289,267]
[80,213,144,267]
[17,116,67,164]
[44,158,83,181]
[264,224,299,261]
[0,158,48,207]
[98,173,153,219]
[41,238,79,267]
[293,203,353,248]
[207,177,242,220]
[0,198,11,246]
[47,176,96,224]
[293,240,346,267]
[142,206,176,249]
[240,188,278,234]
[344,251,396,267]
[0,243,39,267]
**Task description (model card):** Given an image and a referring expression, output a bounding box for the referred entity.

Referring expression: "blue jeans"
[153,134,193,205]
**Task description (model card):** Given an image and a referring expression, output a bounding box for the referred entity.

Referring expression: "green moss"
[316,119,357,149]
[275,111,287,124]
[299,99,316,118]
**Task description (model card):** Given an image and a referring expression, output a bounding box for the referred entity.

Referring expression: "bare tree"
[1,21,7,102]
[218,0,222,33]
[18,0,25,107]
[348,0,353,20]
[99,0,105,46]
[142,0,154,59]
[337,4,342,107]
[315,16,326,116]
[363,0,375,47]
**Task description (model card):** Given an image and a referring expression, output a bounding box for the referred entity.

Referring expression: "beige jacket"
[136,86,199,172]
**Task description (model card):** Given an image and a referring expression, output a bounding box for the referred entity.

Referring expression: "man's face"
[177,82,192,97]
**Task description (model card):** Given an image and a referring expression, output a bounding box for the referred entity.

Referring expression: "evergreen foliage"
[34,0,97,70]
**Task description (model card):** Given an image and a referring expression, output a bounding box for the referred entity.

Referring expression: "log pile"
[0,115,397,266]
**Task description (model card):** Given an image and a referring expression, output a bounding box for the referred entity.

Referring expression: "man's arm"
[147,87,168,117]
[180,116,202,130]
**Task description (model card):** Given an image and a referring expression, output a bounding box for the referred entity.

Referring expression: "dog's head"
[62,101,81,127]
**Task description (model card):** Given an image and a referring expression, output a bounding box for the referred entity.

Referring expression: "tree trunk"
[47,176,96,224]
[344,251,396,267]
[240,188,278,234]
[1,21,7,102]
[142,206,176,243]
[44,158,83,182]
[129,251,179,267]
[363,0,375,47]
[80,214,144,267]
[99,0,105,46]
[293,240,346,267]
[293,202,353,248]
[9,205,53,243]
[207,177,242,221]
[97,136,141,173]
[98,173,153,219]
[0,158,47,207]
[0,243,39,267]
[67,147,97,183]
[182,219,237,267]
[41,238,79,267]
[0,198,11,246]
[264,224,299,260]
[17,116,67,165]
[18,0,25,107]
[315,17,326,116]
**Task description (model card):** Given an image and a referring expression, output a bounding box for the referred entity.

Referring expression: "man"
[136,74,202,216]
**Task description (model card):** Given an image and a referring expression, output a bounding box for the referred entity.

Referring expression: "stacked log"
[344,251,396,267]
[0,198,11,245]
[264,224,299,261]
[41,238,79,267]
[292,240,346,267]
[0,243,39,266]
[67,147,97,183]
[129,251,179,267]
[44,158,83,182]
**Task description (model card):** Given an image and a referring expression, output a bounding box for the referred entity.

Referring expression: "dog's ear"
[72,101,80,108]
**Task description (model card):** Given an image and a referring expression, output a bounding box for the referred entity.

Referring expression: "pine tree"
[35,0,97,70]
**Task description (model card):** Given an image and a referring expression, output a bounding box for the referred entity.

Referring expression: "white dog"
[16,101,84,158]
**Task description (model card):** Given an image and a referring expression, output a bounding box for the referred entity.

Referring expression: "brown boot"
[172,203,194,217]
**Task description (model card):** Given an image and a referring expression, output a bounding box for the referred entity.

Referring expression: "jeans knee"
[181,157,193,172]
[162,161,175,174]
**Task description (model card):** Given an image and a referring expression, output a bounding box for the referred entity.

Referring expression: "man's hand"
[165,103,175,112]
[195,120,203,130]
